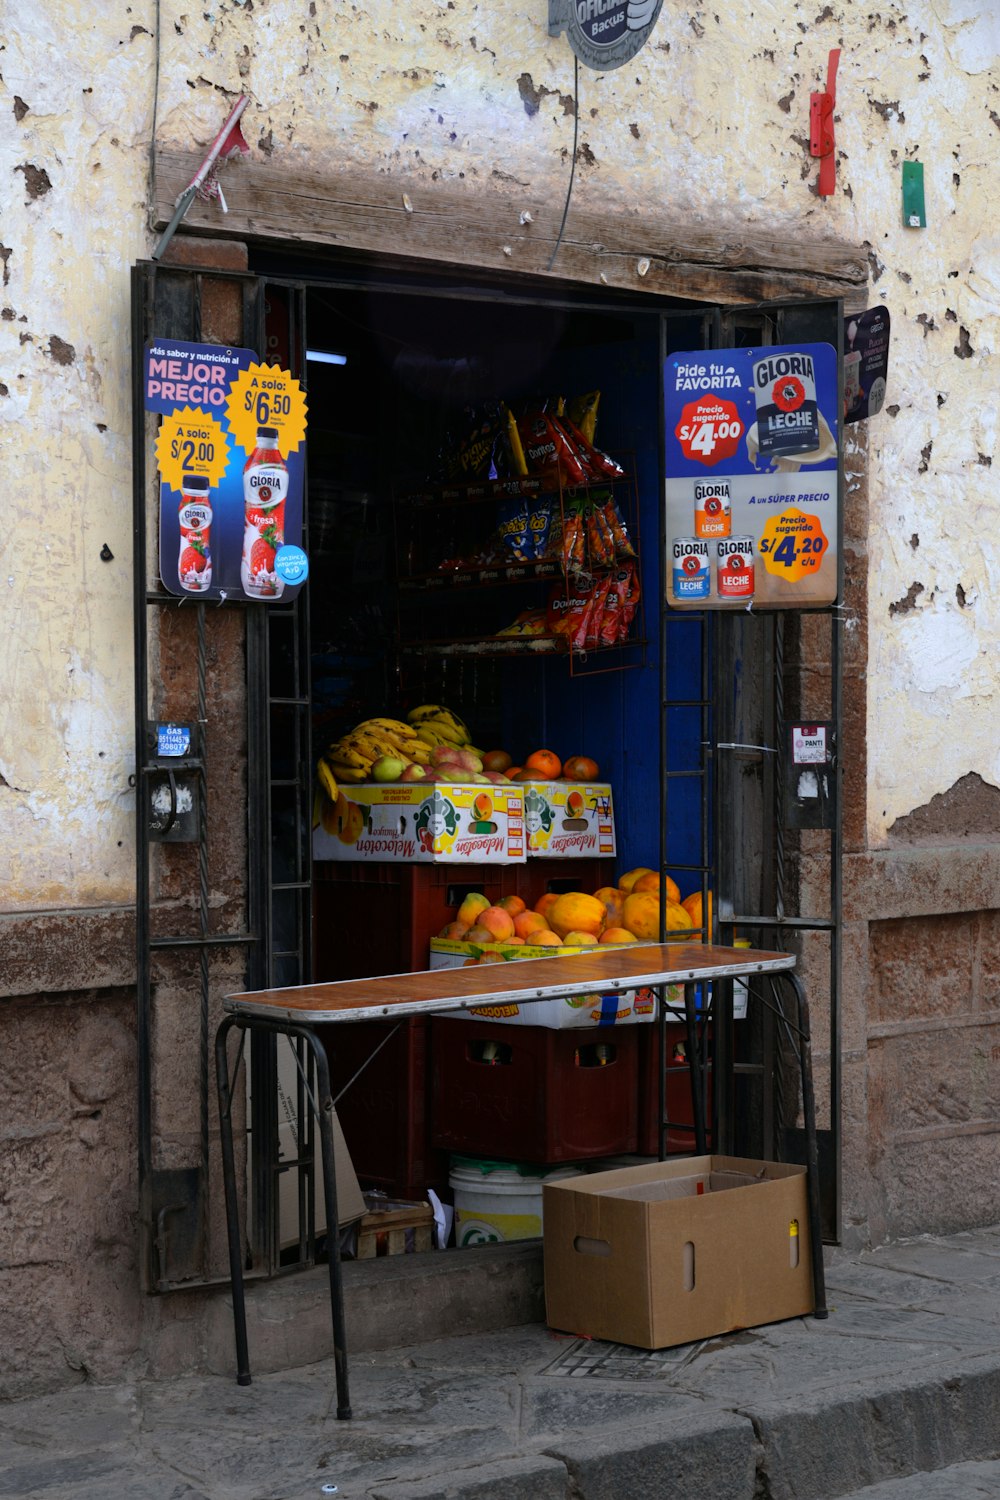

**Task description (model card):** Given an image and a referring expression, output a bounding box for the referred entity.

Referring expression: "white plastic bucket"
[449,1159,581,1246]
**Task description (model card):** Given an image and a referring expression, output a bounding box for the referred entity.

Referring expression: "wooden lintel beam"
[154,148,868,306]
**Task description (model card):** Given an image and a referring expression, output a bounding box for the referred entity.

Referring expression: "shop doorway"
[132,258,843,1293]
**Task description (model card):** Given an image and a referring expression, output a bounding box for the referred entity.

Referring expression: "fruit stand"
[216,941,827,1411]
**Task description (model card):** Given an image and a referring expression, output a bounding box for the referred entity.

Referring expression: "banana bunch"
[406,704,482,754]
[321,715,432,789]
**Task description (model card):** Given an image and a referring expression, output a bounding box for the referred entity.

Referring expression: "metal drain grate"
[541,1339,696,1381]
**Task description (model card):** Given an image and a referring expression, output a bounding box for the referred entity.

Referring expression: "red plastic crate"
[636,1021,713,1156]
[313,858,617,980]
[316,1016,450,1201]
[430,1019,638,1164]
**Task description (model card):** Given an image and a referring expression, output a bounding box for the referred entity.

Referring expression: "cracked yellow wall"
[2,0,997,911]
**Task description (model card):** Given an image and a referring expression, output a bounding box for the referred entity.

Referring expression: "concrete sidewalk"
[4,1227,1000,1500]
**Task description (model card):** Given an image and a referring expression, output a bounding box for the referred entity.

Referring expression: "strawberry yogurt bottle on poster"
[178,473,213,592]
[241,426,288,599]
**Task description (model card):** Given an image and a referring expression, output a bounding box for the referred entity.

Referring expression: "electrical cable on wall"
[547,55,580,273]
[147,0,162,234]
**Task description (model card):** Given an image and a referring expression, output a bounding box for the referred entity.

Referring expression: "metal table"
[216,942,826,1418]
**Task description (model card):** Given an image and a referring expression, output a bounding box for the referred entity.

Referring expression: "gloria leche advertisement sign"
[144,338,309,603]
[664,342,840,611]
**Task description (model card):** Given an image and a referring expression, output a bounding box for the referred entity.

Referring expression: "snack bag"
[496,607,548,637]
[584,500,616,569]
[617,562,641,642]
[560,413,624,481]
[528,493,554,560]
[566,390,600,446]
[598,571,623,648]
[547,579,596,649]
[518,410,589,487]
[586,575,612,651]
[496,495,532,562]
[600,491,637,559]
[505,405,528,477]
[560,497,587,572]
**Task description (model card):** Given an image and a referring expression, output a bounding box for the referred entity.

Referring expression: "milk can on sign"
[716,536,754,600]
[671,537,710,600]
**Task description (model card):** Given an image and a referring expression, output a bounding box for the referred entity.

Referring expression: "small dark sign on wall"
[549,0,664,71]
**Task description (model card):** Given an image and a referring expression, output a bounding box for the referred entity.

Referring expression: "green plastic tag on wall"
[902,161,926,228]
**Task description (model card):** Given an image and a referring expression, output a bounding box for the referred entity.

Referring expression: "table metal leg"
[302,1028,352,1420]
[215,1015,252,1385]
[683,982,708,1155]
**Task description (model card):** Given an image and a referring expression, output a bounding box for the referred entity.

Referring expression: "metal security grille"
[131,264,314,1289]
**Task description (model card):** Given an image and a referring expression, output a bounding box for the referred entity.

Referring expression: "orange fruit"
[534,891,561,920]
[548,891,606,940]
[477,905,516,941]
[634,871,681,903]
[562,755,599,781]
[438,921,470,940]
[498,894,527,917]
[593,886,625,927]
[599,927,638,944]
[514,910,549,939]
[681,890,712,934]
[622,891,659,941]
[524,748,562,779]
[619,866,655,893]
[531,929,563,945]
[562,930,601,946]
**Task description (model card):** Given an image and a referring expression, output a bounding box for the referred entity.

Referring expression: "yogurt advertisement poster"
[144,338,309,602]
[664,342,839,610]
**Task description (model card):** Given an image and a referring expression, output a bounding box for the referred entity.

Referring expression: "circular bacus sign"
[549,0,665,71]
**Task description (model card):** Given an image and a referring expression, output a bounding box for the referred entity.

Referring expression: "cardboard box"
[275,1044,366,1244]
[523,781,616,858]
[543,1155,813,1349]
[428,938,656,1028]
[312,783,526,864]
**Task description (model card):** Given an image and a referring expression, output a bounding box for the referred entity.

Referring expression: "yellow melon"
[548,891,607,940]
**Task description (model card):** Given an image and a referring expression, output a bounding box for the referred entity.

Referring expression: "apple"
[371,755,406,782]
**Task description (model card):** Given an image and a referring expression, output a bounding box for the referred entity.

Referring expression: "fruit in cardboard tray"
[563,930,600,946]
[505,935,525,945]
[371,754,406,783]
[484,771,512,784]
[600,927,638,944]
[464,924,496,944]
[439,921,470,940]
[634,870,681,903]
[681,890,712,933]
[457,892,490,928]
[483,750,513,773]
[531,929,563,945]
[510,768,535,782]
[506,766,523,779]
[562,755,599,780]
[400,763,424,783]
[594,886,626,927]
[534,892,560,920]
[514,910,549,939]
[524,749,562,779]
[548,891,606,940]
[477,905,516,941]
[498,895,526,917]
[619,866,655,893]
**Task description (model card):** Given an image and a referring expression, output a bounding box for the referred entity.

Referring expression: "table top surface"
[224,942,796,1025]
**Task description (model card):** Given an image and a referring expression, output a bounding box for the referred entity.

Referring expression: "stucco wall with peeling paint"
[1,0,997,894]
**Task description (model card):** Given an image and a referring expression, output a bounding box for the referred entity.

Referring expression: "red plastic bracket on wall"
[810,49,840,197]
